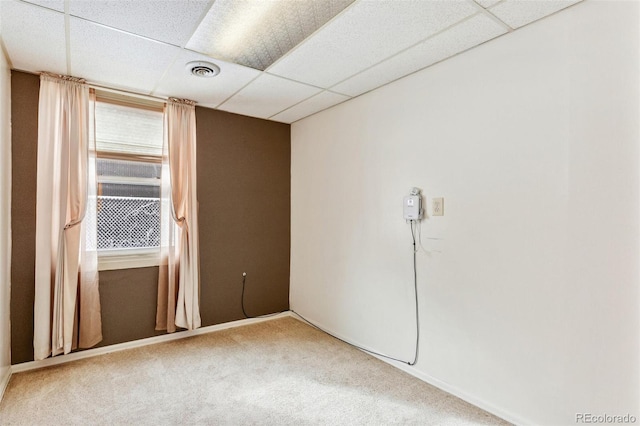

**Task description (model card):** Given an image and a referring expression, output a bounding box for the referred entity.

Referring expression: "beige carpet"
[0,317,509,425]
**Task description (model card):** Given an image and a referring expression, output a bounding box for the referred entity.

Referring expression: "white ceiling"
[0,0,583,124]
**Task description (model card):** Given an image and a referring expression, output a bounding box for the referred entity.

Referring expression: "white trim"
[98,247,162,271]
[93,84,167,106]
[97,176,160,187]
[370,355,530,426]
[0,366,11,403]
[11,312,291,374]
[9,310,526,425]
[287,312,529,426]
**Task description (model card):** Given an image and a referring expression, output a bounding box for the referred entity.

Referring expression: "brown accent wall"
[10,72,39,364]
[10,71,290,364]
[196,107,290,324]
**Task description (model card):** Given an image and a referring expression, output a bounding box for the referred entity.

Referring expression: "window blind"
[95,101,163,157]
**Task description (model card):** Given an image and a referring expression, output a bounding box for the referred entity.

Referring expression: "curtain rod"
[23,69,176,106]
[88,83,167,105]
[19,69,169,104]
[89,83,196,107]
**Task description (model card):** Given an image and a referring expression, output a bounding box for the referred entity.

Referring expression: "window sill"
[98,248,164,271]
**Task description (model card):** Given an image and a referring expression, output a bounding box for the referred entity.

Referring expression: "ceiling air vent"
[185,61,220,78]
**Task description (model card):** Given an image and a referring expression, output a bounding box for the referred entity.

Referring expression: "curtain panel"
[34,73,102,360]
[156,98,201,333]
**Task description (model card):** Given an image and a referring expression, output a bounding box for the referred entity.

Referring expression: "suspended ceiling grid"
[0,0,583,123]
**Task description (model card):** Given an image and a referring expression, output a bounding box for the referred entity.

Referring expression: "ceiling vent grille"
[185,61,220,78]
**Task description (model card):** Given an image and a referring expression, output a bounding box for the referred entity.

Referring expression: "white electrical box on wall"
[403,188,423,220]
[432,197,444,216]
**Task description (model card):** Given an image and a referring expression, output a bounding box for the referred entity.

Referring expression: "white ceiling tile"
[153,49,261,107]
[0,0,588,123]
[474,0,501,8]
[332,14,507,97]
[267,0,477,88]
[21,0,64,12]
[186,0,354,71]
[489,0,583,29]
[69,0,212,46]
[271,91,350,123]
[218,74,322,119]
[0,0,66,74]
[70,17,179,93]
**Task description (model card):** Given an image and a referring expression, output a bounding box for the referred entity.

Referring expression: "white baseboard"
[288,311,529,426]
[0,365,11,403]
[12,312,291,374]
[376,356,529,426]
[10,310,528,425]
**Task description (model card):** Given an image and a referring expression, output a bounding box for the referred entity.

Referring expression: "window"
[93,95,164,270]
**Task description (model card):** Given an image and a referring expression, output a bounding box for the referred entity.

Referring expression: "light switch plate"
[432,198,444,216]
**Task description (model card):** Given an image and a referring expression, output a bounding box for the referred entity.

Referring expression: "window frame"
[93,94,165,271]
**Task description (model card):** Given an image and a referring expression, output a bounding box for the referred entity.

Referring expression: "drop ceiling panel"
[1,0,588,123]
[21,0,64,12]
[70,17,179,93]
[218,74,322,119]
[0,1,67,74]
[68,0,213,46]
[186,0,354,71]
[489,0,582,29]
[271,91,350,123]
[267,0,477,88]
[332,13,507,97]
[474,0,501,8]
[153,50,261,108]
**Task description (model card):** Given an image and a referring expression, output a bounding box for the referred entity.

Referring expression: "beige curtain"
[156,98,201,332]
[34,73,102,360]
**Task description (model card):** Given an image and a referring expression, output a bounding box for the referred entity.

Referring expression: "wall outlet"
[432,197,444,216]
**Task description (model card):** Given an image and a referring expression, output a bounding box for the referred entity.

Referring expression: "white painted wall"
[290,1,639,424]
[0,23,12,397]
